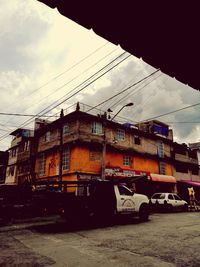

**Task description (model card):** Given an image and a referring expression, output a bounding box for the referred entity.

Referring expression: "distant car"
[150,193,188,212]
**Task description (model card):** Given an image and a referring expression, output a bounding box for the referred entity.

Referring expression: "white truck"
[55,179,150,223]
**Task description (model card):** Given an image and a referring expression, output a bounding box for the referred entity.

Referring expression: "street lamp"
[102,102,134,180]
[111,102,134,121]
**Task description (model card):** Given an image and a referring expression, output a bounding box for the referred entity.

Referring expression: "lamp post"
[111,102,134,121]
[101,103,134,180]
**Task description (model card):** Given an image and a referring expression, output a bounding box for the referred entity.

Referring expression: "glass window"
[174,194,181,200]
[157,141,164,158]
[11,148,17,157]
[63,124,69,135]
[159,162,166,175]
[152,193,165,199]
[92,122,102,135]
[62,147,70,170]
[118,185,133,196]
[116,129,125,141]
[168,194,174,200]
[123,155,131,166]
[44,131,51,142]
[134,135,141,145]
[24,141,29,151]
[8,166,15,176]
[38,153,46,176]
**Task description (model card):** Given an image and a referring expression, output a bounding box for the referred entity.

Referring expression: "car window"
[118,185,133,196]
[152,193,165,199]
[168,194,174,200]
[174,194,181,200]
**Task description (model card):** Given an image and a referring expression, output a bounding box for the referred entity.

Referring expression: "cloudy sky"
[0,0,200,151]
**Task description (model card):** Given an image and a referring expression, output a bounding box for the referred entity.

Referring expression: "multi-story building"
[5,128,34,184]
[176,142,200,201]
[0,151,9,183]
[34,106,177,196]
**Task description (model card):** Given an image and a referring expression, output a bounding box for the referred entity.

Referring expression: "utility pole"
[59,109,64,186]
[101,133,106,180]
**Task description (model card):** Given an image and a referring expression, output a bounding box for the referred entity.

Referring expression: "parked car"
[150,193,188,212]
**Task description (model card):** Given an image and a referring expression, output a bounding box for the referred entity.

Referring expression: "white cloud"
[0,0,199,151]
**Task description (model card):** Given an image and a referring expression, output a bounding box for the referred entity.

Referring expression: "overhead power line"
[87,68,160,112]
[29,42,110,97]
[0,52,130,142]
[4,41,111,126]
[0,112,58,117]
[140,102,200,122]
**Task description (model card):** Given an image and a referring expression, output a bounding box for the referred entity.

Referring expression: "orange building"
[34,108,176,196]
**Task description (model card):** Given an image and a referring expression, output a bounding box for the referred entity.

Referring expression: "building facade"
[0,151,9,184]
[5,129,34,185]
[34,109,177,196]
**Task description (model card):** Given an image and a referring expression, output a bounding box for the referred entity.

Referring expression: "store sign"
[105,167,149,178]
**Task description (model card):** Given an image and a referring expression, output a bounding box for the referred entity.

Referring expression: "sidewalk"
[0,215,61,232]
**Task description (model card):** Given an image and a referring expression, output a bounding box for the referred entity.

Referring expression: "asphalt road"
[0,212,200,267]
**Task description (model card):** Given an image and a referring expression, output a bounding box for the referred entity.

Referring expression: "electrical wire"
[140,102,200,123]
[0,112,58,117]
[0,52,130,142]
[25,47,119,112]
[87,69,160,112]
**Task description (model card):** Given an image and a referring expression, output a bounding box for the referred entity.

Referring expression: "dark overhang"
[38,1,200,91]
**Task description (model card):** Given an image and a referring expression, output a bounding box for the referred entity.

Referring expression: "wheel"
[139,204,149,221]
[164,201,173,212]
[182,204,188,212]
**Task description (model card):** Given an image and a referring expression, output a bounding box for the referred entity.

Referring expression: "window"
[159,162,166,175]
[152,193,165,199]
[175,163,188,173]
[24,141,29,151]
[168,194,174,200]
[63,123,69,135]
[38,153,46,176]
[92,122,102,135]
[134,135,141,145]
[62,147,70,170]
[44,131,51,142]
[173,194,181,200]
[11,149,17,157]
[118,185,133,196]
[116,129,125,141]
[157,141,164,158]
[123,155,131,166]
[8,166,15,176]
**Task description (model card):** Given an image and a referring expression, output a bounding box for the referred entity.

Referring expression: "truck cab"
[114,184,149,221]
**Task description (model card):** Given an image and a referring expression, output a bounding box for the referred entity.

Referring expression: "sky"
[0,0,200,151]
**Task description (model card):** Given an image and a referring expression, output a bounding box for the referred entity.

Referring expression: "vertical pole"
[59,109,64,186]
[101,133,106,180]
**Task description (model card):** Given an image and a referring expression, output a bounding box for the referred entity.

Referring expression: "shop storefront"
[147,173,177,197]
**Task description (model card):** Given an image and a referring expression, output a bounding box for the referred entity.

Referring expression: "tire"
[139,204,149,221]
[182,204,188,212]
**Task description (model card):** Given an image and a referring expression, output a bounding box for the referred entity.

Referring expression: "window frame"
[92,122,103,135]
[123,155,131,166]
[62,147,70,170]
[63,123,69,135]
[38,153,46,176]
[157,141,164,158]
[44,131,51,142]
[134,135,141,145]
[116,129,125,141]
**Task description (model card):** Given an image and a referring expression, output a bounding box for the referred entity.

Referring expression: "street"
[0,212,200,267]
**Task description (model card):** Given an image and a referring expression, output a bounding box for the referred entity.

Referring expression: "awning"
[150,174,176,183]
[179,180,200,187]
